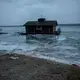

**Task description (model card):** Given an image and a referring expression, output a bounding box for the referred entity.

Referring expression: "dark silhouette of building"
[23,18,60,34]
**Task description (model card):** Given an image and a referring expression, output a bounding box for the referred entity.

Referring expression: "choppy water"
[0,26,80,64]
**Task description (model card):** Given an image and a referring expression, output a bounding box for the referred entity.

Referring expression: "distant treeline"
[0,24,80,27]
[58,24,80,26]
[0,25,23,27]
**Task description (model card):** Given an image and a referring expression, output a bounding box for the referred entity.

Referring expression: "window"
[36,26,42,30]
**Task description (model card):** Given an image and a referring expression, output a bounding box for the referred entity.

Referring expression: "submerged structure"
[0,29,7,34]
[23,18,61,35]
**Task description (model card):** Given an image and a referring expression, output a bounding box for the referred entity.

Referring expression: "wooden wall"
[25,25,56,34]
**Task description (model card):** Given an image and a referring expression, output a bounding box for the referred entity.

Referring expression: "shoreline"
[0,53,80,80]
[0,51,71,65]
[0,51,78,65]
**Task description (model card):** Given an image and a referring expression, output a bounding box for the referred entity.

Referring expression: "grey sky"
[0,0,80,25]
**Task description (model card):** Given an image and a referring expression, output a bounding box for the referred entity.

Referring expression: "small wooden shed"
[23,18,58,34]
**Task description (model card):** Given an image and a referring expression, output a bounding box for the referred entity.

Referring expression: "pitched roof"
[24,21,58,26]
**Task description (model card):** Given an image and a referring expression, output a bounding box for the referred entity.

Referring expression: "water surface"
[0,26,80,64]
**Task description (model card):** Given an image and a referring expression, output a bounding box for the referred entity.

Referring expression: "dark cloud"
[0,0,80,25]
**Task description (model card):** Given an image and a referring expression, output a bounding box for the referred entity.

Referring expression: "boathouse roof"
[23,18,58,26]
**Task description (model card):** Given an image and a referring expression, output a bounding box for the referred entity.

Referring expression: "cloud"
[0,0,80,25]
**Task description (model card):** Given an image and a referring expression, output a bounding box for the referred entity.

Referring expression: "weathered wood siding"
[25,25,55,34]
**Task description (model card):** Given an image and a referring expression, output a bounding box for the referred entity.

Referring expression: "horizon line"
[0,23,80,27]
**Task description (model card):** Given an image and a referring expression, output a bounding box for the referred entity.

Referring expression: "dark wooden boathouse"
[23,18,59,34]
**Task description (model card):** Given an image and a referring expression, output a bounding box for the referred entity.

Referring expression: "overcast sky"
[0,0,80,25]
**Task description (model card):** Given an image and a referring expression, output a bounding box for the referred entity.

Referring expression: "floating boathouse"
[23,18,61,35]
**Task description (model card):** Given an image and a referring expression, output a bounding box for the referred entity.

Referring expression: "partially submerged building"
[23,18,61,35]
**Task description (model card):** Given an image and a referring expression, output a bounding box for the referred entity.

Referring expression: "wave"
[0,29,80,64]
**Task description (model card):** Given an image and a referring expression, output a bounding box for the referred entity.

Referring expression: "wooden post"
[34,27,35,34]
[49,28,50,34]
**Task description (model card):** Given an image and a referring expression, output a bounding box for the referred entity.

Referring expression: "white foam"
[54,45,77,50]
[57,35,66,41]
[0,42,39,53]
[30,54,70,64]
